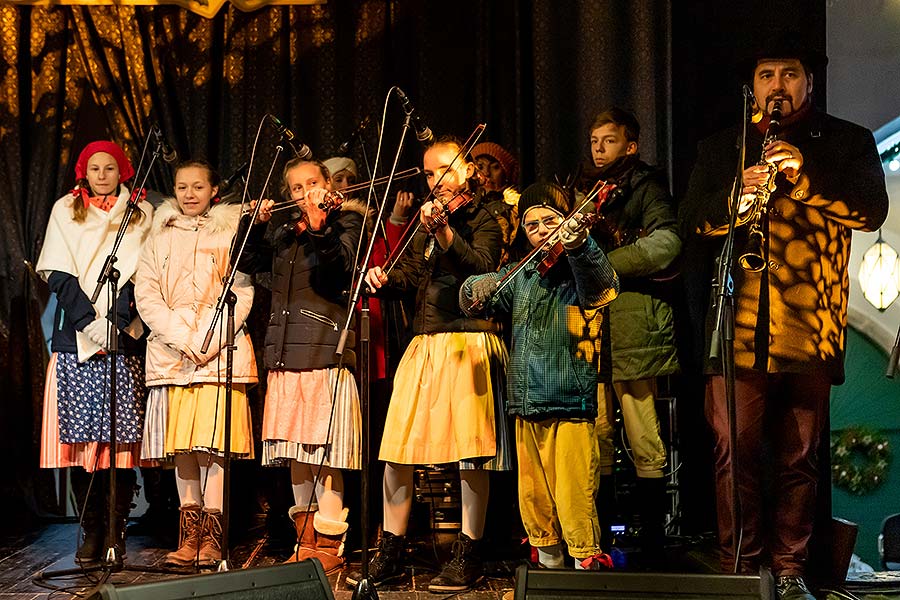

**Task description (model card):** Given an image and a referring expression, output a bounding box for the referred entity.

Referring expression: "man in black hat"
[678,35,889,600]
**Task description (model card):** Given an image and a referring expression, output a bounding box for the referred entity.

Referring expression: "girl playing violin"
[459,182,619,571]
[237,158,366,573]
[354,137,510,593]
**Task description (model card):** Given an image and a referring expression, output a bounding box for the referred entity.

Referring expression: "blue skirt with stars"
[55,352,146,444]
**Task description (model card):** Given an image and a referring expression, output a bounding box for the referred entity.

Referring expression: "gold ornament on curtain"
[12,0,322,19]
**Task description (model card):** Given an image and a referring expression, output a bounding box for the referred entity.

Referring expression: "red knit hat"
[471,142,519,185]
[74,141,135,183]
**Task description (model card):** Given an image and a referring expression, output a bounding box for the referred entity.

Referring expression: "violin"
[534,213,599,276]
[382,122,487,275]
[290,214,314,236]
[485,180,617,300]
[289,191,335,236]
[423,188,476,233]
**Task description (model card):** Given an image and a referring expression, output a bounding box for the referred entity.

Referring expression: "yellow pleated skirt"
[142,383,254,459]
[379,331,507,466]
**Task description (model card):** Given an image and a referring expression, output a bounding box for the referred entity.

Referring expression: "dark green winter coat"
[590,161,681,382]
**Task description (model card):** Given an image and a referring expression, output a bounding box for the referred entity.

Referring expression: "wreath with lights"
[831,427,891,496]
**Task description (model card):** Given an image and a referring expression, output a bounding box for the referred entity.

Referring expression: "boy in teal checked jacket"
[459,182,619,569]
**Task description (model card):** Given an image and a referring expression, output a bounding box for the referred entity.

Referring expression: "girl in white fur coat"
[135,160,257,567]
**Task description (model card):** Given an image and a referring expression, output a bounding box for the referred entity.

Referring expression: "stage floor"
[3,520,900,600]
[0,520,520,599]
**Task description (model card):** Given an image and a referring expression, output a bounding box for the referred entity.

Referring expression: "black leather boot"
[345,531,406,588]
[108,468,137,566]
[775,575,816,600]
[636,477,668,570]
[428,532,483,593]
[71,468,105,566]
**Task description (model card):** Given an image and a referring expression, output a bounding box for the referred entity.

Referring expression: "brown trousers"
[706,371,830,577]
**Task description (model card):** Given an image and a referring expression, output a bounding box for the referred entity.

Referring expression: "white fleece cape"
[36,188,154,361]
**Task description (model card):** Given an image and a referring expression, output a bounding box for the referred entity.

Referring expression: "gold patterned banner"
[8,0,323,19]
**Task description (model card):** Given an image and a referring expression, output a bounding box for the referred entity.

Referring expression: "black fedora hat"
[738,30,828,79]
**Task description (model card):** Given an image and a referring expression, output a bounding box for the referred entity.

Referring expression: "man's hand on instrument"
[764,140,803,181]
[739,164,775,210]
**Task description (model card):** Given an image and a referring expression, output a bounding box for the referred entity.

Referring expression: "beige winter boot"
[197,508,223,567]
[284,505,317,564]
[164,505,203,567]
[308,508,349,574]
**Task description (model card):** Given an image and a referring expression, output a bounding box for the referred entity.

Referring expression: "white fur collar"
[153,198,242,234]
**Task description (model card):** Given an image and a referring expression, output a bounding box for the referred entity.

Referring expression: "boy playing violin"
[459,182,619,570]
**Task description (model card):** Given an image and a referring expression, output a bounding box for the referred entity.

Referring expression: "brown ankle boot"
[197,508,223,567]
[164,505,202,567]
[284,505,317,564]
[308,509,349,574]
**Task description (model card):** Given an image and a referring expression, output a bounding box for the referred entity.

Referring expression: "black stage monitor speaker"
[514,564,776,600]
[94,559,334,600]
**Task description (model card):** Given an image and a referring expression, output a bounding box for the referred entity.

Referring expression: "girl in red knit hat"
[35,140,154,566]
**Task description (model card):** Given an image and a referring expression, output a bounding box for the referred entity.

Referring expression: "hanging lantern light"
[858,230,900,311]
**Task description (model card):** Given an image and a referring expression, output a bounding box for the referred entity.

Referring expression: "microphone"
[337,115,371,155]
[395,88,434,143]
[221,159,250,192]
[152,126,178,163]
[267,114,312,159]
[744,85,763,124]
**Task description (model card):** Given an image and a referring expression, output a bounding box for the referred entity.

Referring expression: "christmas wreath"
[831,427,891,496]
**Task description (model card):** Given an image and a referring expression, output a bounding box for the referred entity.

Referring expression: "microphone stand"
[709,87,753,574]
[199,140,286,571]
[886,324,900,378]
[338,112,414,600]
[35,138,188,588]
[358,135,391,249]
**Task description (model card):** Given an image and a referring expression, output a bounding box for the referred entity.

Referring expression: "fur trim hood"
[335,197,373,233]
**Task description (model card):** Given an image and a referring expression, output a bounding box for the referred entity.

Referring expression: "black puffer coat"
[386,193,502,335]
[238,200,366,371]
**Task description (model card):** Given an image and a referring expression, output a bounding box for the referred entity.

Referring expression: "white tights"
[383,462,489,540]
[290,460,345,522]
[174,451,225,511]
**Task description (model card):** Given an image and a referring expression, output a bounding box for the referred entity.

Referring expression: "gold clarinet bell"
[738,224,766,272]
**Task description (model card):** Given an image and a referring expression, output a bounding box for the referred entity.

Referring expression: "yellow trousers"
[515,387,607,559]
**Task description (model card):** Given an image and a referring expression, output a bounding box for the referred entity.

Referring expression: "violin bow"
[382,122,486,275]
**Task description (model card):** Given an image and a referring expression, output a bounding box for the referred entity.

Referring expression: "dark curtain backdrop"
[0,0,671,525]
